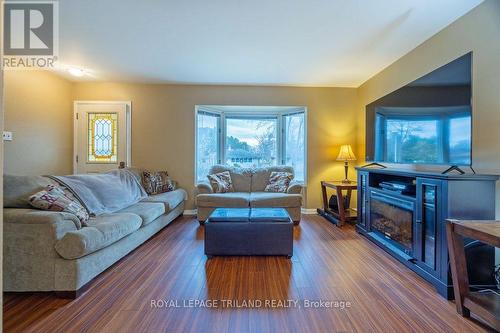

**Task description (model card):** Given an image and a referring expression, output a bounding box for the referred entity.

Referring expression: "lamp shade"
[336,144,356,161]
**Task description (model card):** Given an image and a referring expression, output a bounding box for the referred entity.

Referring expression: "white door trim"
[73,101,132,174]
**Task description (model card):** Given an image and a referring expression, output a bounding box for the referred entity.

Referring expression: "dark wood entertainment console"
[355,167,499,299]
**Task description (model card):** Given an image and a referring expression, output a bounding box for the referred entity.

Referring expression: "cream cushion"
[250,192,302,208]
[196,192,250,208]
[4,175,58,208]
[54,213,142,259]
[251,166,295,192]
[141,189,187,212]
[118,202,165,226]
[208,165,252,192]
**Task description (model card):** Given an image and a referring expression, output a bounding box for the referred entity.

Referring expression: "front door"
[74,101,131,174]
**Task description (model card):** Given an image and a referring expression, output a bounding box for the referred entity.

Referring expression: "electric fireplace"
[356,166,498,299]
[369,190,414,255]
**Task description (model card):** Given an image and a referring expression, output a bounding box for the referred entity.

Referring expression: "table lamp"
[336,144,356,183]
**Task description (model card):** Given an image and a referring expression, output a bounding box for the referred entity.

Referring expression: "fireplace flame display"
[370,199,412,250]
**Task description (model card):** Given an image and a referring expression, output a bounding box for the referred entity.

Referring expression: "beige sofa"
[3,170,187,297]
[195,165,302,224]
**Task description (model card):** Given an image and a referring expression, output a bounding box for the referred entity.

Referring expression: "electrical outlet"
[3,131,13,141]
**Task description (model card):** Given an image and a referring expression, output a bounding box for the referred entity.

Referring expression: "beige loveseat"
[195,165,302,224]
[3,169,187,297]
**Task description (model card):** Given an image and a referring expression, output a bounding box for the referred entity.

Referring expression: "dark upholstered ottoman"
[204,208,293,258]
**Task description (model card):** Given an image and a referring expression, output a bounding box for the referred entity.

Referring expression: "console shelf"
[355,167,499,299]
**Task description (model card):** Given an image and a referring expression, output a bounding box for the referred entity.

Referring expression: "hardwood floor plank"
[3,215,492,333]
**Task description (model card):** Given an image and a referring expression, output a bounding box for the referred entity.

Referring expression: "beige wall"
[4,72,358,210]
[356,0,500,216]
[73,83,358,209]
[4,70,73,175]
[5,0,499,213]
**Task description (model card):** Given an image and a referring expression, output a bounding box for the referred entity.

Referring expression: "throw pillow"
[142,171,175,195]
[264,172,294,193]
[29,185,90,222]
[207,171,234,193]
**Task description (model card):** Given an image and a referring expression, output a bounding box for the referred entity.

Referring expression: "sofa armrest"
[195,181,213,195]
[4,208,82,229]
[3,208,82,291]
[287,181,303,194]
[4,208,80,261]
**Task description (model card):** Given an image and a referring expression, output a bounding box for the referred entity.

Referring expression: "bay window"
[195,106,307,183]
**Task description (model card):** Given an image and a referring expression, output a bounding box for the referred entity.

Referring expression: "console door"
[415,178,442,278]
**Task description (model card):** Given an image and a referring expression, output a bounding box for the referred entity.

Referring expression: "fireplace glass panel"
[370,193,413,251]
[422,184,437,270]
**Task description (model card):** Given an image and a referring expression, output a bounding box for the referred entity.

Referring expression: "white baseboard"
[183,209,197,216]
[301,208,318,215]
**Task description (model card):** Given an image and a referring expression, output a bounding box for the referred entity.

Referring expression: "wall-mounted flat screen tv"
[365,53,472,165]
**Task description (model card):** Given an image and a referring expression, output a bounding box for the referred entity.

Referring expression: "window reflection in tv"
[365,52,472,166]
[374,106,471,165]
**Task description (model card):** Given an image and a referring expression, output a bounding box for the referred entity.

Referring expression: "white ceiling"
[55,0,483,87]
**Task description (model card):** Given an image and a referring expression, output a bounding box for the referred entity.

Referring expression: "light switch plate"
[3,131,13,141]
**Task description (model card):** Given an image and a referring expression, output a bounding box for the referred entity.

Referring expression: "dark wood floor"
[3,215,492,333]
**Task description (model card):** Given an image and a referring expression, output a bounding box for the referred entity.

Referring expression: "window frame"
[194,105,307,184]
[195,110,222,183]
[281,110,307,182]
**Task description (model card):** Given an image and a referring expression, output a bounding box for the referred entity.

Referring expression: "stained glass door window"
[88,113,118,162]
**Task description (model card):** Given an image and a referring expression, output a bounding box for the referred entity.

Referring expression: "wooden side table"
[446,219,500,331]
[317,181,357,227]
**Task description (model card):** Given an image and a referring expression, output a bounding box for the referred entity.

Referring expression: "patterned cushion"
[264,172,294,193]
[142,171,175,195]
[29,185,90,222]
[207,171,234,193]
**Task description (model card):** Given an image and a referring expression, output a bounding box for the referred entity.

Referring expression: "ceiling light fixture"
[68,67,85,77]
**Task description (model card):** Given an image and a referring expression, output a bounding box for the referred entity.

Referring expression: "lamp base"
[342,161,351,184]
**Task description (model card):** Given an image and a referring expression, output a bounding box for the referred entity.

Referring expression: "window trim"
[195,110,222,182]
[281,110,307,181]
[195,105,307,184]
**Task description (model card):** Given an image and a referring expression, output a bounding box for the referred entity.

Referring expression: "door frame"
[73,101,132,174]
